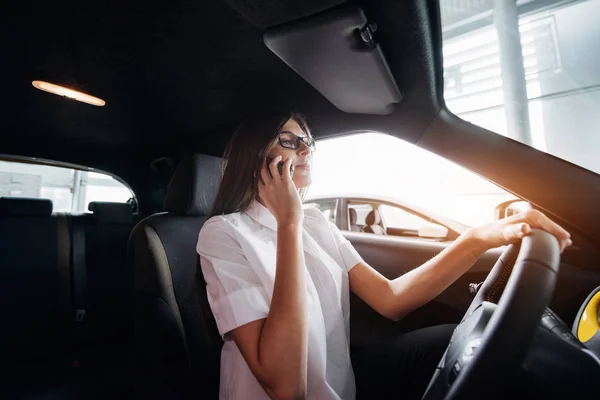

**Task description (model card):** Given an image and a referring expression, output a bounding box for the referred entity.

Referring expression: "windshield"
[439,0,600,175]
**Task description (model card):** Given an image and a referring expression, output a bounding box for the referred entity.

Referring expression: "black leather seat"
[0,198,70,371]
[130,154,224,399]
[364,209,386,235]
[1,197,136,399]
[0,198,91,398]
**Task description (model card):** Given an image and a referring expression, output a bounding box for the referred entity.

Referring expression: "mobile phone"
[266,158,285,177]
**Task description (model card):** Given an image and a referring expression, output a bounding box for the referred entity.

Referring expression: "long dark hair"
[208,111,311,218]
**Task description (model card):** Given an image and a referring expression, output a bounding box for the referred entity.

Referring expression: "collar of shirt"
[244,200,328,262]
[245,200,278,231]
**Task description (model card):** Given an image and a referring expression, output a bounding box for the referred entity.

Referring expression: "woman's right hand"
[258,155,304,226]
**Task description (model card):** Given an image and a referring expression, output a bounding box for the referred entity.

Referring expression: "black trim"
[72,219,88,321]
[56,214,72,324]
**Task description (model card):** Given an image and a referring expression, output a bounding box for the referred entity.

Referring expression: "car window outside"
[306,199,337,224]
[0,159,134,214]
[308,132,516,228]
[439,0,600,175]
[379,204,428,231]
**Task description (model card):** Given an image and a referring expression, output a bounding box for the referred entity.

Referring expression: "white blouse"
[196,201,364,400]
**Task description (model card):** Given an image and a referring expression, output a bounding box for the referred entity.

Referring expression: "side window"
[85,172,134,207]
[309,132,517,228]
[378,204,429,232]
[306,199,338,225]
[0,159,135,214]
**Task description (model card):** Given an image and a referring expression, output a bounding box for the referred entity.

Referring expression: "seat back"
[130,155,223,399]
[349,207,361,232]
[364,209,386,235]
[0,198,69,366]
[0,197,137,397]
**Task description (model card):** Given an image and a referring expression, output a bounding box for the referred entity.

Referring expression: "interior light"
[32,80,106,106]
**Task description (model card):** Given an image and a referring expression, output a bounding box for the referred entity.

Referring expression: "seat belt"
[72,220,88,323]
[71,219,88,368]
[56,214,72,327]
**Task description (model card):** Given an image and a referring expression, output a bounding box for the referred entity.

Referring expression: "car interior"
[2,0,600,399]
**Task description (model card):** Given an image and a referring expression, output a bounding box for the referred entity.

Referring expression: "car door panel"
[345,231,600,348]
[346,232,503,280]
[385,227,419,237]
[345,232,502,345]
[348,233,503,313]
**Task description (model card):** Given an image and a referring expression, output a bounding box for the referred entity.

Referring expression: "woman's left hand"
[468,209,572,253]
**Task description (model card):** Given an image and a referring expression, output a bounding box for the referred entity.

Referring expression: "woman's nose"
[297,141,310,156]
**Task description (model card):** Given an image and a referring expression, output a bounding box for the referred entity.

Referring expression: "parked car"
[305,194,470,241]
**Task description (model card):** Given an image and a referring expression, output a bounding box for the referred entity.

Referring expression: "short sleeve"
[197,217,269,338]
[328,221,364,271]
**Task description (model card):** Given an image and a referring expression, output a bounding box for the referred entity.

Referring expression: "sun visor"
[264,6,402,115]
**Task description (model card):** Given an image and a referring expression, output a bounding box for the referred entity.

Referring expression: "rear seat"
[0,198,78,397]
[0,198,70,369]
[0,197,135,398]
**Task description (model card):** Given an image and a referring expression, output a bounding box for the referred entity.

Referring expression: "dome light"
[32,80,105,106]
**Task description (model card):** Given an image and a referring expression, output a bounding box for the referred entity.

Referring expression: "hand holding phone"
[259,156,302,225]
[266,157,288,177]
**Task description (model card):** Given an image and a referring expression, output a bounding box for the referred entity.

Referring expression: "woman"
[196,111,571,400]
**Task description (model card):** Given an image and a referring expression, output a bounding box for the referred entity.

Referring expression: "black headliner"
[1,0,440,164]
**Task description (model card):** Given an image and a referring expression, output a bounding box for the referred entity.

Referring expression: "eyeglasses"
[279,132,316,152]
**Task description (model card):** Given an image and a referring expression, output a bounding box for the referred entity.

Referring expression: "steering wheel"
[422,229,561,400]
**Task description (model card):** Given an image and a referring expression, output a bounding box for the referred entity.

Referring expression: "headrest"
[88,202,133,224]
[365,209,381,225]
[349,208,357,224]
[164,154,224,216]
[0,197,53,217]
